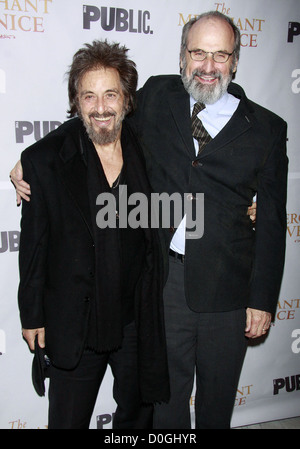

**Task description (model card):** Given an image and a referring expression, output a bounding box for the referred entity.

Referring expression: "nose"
[95,97,106,113]
[201,54,216,72]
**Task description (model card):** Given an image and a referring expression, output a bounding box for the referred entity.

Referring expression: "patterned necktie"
[191,102,212,155]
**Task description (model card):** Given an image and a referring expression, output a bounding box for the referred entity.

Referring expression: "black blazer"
[18,118,170,404]
[130,75,288,314]
[19,119,94,369]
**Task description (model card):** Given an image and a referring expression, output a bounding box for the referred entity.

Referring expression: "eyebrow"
[190,48,231,53]
[80,88,120,97]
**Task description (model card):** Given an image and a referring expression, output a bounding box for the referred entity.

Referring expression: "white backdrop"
[0,0,299,429]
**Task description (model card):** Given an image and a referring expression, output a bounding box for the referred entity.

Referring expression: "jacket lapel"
[199,100,253,158]
[167,86,196,159]
[199,83,254,158]
[58,128,93,239]
[168,80,254,160]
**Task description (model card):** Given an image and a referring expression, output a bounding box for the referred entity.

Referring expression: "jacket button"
[192,160,203,167]
[83,296,90,303]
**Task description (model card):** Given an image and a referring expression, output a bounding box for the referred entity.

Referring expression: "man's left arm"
[246,120,288,338]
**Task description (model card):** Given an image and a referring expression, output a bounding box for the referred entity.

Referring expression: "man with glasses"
[130,11,287,428]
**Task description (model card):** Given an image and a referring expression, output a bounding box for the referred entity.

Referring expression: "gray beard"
[181,68,232,105]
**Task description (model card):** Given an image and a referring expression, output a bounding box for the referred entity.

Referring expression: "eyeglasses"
[187,49,233,63]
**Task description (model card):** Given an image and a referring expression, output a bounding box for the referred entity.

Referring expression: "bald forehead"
[187,17,235,52]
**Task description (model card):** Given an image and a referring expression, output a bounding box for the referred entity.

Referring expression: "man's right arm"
[18,152,48,345]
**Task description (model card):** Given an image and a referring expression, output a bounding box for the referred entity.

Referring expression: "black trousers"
[153,256,248,429]
[48,322,153,429]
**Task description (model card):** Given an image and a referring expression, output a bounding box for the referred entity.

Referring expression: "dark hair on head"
[180,11,241,67]
[67,39,138,117]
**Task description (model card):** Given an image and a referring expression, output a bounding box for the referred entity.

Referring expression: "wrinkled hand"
[245,308,271,338]
[22,328,45,351]
[247,201,256,223]
[9,160,30,205]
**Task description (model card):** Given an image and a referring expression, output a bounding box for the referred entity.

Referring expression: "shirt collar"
[190,91,239,117]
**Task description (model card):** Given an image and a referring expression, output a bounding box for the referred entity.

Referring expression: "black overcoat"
[18,117,170,403]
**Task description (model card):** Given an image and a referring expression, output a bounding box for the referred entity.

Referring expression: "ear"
[180,51,186,74]
[232,57,239,74]
[124,96,130,113]
[180,55,183,70]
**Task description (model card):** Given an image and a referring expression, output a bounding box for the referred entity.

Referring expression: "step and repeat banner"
[0,0,299,429]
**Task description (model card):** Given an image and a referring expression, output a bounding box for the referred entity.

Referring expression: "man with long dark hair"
[17,40,169,429]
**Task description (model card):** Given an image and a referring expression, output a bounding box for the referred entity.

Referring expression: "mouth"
[90,112,116,127]
[94,116,111,122]
[194,71,220,85]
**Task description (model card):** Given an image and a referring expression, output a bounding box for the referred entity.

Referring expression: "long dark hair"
[67,40,138,117]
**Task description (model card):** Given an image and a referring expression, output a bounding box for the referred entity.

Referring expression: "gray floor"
[236,416,300,429]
